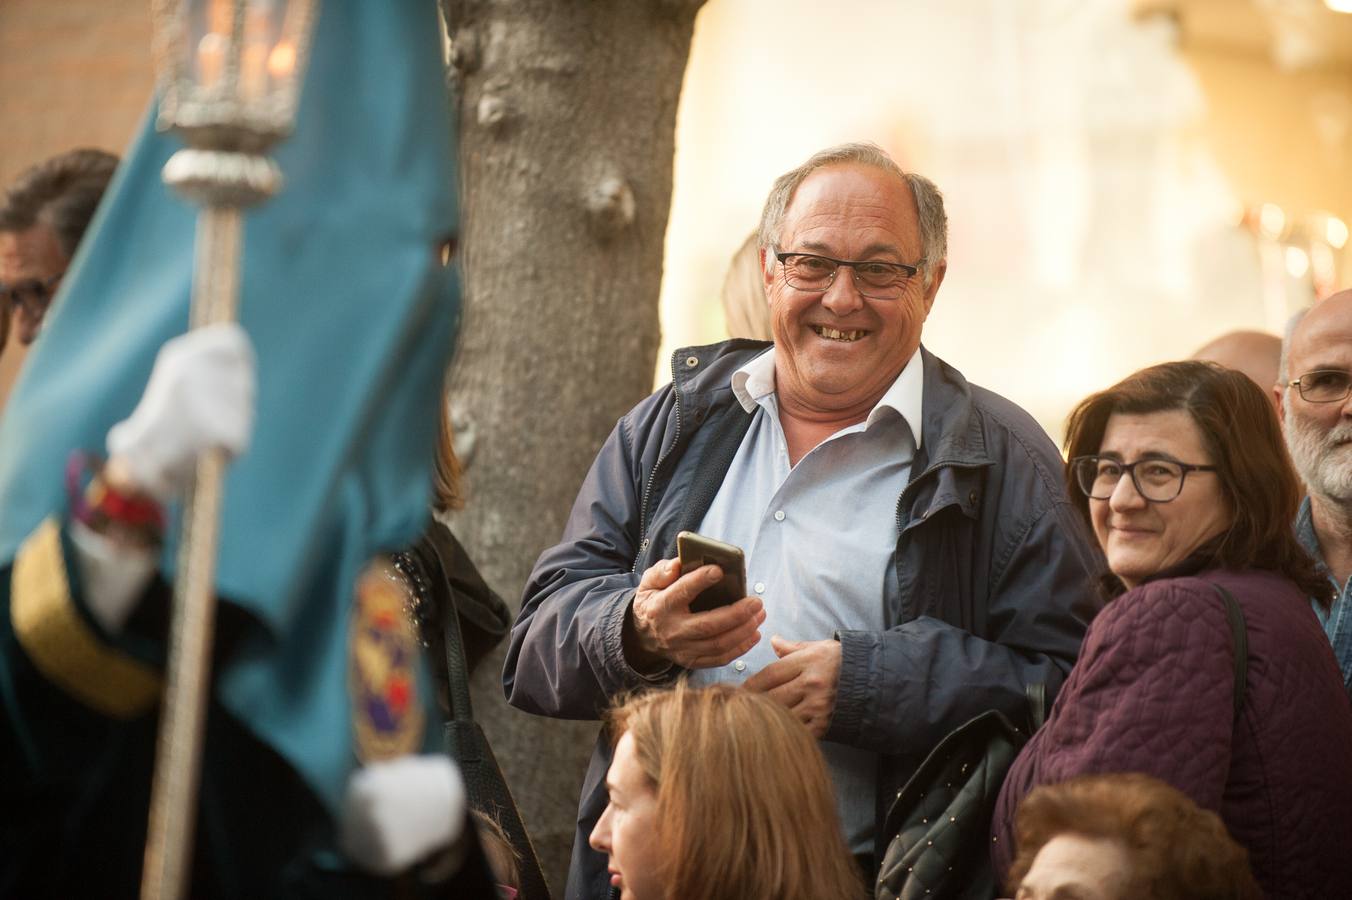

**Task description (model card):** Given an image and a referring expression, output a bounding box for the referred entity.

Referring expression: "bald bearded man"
[1277,290,1352,695]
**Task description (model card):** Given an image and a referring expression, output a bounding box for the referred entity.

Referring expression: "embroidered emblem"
[350,557,424,762]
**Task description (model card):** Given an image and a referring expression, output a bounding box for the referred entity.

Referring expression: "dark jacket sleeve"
[1,516,262,798]
[988,577,1236,877]
[503,396,676,720]
[828,495,1101,757]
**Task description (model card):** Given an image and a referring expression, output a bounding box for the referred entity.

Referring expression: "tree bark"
[440,0,705,892]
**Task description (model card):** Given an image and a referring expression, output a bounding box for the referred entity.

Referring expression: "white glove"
[106,323,256,501]
[340,754,467,876]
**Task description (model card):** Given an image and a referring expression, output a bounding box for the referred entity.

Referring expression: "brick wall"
[0,0,153,405]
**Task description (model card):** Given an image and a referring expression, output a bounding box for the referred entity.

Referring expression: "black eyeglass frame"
[774,251,923,300]
[0,273,63,316]
[1287,369,1352,404]
[1070,455,1218,503]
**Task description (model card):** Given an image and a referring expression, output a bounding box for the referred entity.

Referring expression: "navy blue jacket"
[503,340,1105,899]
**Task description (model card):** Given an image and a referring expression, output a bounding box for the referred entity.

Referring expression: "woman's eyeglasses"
[1071,455,1217,503]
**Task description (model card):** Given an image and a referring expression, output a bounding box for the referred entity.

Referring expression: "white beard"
[1285,405,1352,502]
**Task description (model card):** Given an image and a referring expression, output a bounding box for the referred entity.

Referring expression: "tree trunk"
[439,0,705,892]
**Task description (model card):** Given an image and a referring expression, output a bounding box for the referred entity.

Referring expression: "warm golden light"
[1324,0,1352,15]
[1285,246,1310,279]
[196,32,226,89]
[1327,216,1349,249]
[207,0,233,35]
[1259,203,1286,239]
[267,41,297,79]
[1312,244,1336,281]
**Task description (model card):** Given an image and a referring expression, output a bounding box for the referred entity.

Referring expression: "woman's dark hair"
[1064,360,1332,605]
[1007,773,1261,899]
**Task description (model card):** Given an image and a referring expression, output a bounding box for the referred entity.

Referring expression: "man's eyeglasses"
[1071,455,1217,503]
[1288,369,1352,404]
[0,274,62,317]
[775,251,922,301]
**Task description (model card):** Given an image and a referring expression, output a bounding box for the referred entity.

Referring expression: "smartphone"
[676,531,747,613]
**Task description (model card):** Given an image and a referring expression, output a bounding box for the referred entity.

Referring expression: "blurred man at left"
[0,148,118,348]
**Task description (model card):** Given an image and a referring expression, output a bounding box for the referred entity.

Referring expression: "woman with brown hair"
[398,399,510,678]
[1007,773,1260,900]
[991,361,1352,897]
[589,681,865,900]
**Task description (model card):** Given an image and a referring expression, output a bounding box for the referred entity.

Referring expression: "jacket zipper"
[633,353,684,571]
[895,459,942,533]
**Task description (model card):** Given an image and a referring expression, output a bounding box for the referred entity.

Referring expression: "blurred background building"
[3,0,1351,438]
[660,0,1352,438]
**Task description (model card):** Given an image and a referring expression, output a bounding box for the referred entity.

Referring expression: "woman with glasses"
[990,361,1352,898]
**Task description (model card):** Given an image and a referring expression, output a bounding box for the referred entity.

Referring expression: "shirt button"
[773,510,785,521]
[754,582,765,594]
[733,660,747,673]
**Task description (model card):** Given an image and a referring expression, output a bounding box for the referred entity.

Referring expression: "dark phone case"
[678,533,746,613]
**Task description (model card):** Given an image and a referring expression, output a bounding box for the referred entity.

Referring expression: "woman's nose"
[588,805,613,853]
[1108,468,1147,510]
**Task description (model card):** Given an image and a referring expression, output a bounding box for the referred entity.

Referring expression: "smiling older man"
[1278,289,1352,696]
[504,143,1104,899]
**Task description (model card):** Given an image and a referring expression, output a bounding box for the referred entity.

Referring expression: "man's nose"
[820,265,865,315]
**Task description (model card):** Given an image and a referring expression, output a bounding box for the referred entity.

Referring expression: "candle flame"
[268,41,297,80]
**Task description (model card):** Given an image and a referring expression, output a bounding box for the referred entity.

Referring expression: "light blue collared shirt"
[1296,496,1352,696]
[687,346,923,854]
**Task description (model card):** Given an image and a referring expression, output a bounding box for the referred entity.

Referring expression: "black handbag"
[876,584,1249,900]
[439,579,553,900]
[874,684,1045,900]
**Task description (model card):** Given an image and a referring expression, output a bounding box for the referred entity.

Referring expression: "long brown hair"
[607,682,865,900]
[432,395,463,514]
[1007,773,1260,899]
[1064,360,1331,605]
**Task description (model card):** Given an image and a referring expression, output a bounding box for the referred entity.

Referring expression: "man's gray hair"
[1279,307,1312,386]
[0,148,118,257]
[756,142,948,284]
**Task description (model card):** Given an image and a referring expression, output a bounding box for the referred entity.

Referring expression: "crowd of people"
[2,126,1350,900]
[507,142,1352,900]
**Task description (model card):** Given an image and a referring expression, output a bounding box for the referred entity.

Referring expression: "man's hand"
[625,557,765,672]
[745,635,842,738]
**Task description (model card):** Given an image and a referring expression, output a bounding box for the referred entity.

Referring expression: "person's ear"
[922,261,947,316]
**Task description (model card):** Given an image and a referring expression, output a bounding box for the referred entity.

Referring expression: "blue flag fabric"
[0,0,459,814]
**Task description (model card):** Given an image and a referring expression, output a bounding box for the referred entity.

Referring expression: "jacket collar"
[728,345,925,448]
[670,339,770,405]
[670,340,991,470]
[914,346,992,472]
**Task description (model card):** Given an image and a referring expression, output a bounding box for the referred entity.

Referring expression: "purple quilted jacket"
[992,567,1352,898]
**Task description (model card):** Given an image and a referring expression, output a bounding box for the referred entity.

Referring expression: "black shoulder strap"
[668,402,754,551]
[441,581,475,723]
[1214,583,1248,721]
[441,577,553,899]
